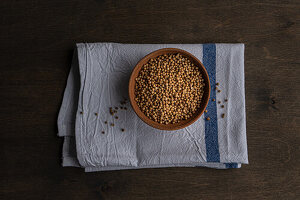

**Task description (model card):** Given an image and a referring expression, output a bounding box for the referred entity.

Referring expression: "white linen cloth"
[57,43,248,172]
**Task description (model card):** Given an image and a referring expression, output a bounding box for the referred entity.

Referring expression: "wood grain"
[0,0,299,199]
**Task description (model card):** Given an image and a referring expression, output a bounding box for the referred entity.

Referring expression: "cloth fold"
[58,43,248,172]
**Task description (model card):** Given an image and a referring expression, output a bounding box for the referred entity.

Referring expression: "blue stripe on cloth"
[203,44,220,162]
[225,163,238,168]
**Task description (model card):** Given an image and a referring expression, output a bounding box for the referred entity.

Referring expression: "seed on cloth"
[216,83,219,86]
[206,117,210,121]
[221,105,224,108]
[104,121,107,124]
[109,107,114,115]
[101,131,105,134]
[94,113,98,116]
[205,110,208,113]
[217,90,221,93]
[218,101,221,104]
[224,98,228,102]
[80,111,83,114]
[212,98,215,102]
[121,128,125,132]
[221,113,225,118]
[110,123,114,127]
[115,116,118,119]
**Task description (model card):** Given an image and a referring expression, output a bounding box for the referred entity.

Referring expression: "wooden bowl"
[128,48,210,130]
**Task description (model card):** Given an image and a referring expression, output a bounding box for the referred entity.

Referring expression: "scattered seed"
[216,83,219,86]
[114,110,117,113]
[80,111,83,114]
[212,98,215,102]
[221,113,225,118]
[115,116,118,119]
[94,113,98,116]
[215,87,218,90]
[124,107,127,110]
[224,98,228,102]
[115,107,118,110]
[120,106,123,109]
[217,90,221,93]
[218,101,221,104]
[101,131,105,134]
[109,107,114,115]
[121,128,125,132]
[205,110,208,113]
[104,121,107,124]
[221,105,224,108]
[110,123,114,127]
[206,117,210,121]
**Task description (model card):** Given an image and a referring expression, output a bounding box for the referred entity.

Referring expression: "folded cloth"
[57,43,248,172]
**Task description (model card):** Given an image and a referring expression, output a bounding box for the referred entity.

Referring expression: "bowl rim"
[128,48,210,130]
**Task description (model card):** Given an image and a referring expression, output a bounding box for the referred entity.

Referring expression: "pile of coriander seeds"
[134,53,205,124]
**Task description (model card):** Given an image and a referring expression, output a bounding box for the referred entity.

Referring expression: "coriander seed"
[134,53,205,124]
[109,107,114,115]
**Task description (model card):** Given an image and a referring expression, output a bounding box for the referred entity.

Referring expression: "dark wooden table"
[1,0,299,199]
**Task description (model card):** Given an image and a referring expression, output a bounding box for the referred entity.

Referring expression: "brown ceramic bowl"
[128,48,210,130]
